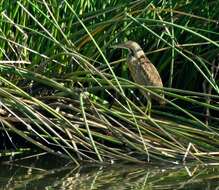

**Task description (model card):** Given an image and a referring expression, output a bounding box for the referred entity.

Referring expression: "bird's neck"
[134,48,146,60]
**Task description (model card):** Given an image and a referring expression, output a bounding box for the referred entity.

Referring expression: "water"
[0,155,219,190]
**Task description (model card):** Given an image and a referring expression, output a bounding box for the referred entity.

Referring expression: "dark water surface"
[0,155,219,190]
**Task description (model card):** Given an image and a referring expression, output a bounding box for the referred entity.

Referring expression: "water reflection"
[0,155,219,190]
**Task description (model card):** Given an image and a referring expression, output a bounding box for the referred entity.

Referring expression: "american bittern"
[113,40,165,115]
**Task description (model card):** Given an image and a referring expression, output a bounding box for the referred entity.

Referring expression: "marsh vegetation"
[0,0,219,165]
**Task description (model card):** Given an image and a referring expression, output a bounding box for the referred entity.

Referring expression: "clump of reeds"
[0,0,219,165]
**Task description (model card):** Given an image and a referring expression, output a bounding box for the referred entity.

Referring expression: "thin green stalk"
[80,92,103,162]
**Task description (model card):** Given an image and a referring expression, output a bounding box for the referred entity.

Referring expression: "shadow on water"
[0,154,219,190]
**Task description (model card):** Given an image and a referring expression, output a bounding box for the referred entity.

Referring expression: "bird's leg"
[144,94,151,117]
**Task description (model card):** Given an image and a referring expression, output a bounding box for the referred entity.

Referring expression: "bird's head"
[112,41,145,59]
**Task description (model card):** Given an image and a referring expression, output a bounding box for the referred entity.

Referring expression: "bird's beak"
[111,43,129,50]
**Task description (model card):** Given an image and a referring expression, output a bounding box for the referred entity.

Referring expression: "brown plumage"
[113,40,165,105]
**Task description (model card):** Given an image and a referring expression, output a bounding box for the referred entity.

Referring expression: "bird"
[112,40,165,115]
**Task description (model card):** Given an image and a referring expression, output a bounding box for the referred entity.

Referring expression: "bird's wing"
[141,61,163,87]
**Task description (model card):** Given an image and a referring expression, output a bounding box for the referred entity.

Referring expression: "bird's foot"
[144,101,151,118]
